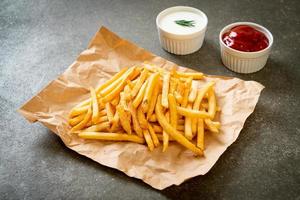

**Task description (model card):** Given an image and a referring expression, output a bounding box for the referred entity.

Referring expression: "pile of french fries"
[68,64,220,156]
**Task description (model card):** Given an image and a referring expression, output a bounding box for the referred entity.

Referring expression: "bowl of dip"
[156,6,208,55]
[219,22,273,73]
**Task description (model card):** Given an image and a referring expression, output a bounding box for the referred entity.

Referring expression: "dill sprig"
[174,20,195,27]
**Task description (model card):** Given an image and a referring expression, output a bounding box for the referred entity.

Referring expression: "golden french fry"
[83,122,110,132]
[68,114,85,126]
[188,81,198,103]
[172,71,204,80]
[161,72,170,108]
[168,94,177,129]
[69,105,89,118]
[131,68,148,98]
[98,109,107,117]
[105,103,114,123]
[143,129,154,151]
[141,72,160,112]
[96,67,128,93]
[116,105,132,134]
[111,95,120,106]
[110,112,120,132]
[148,114,157,122]
[177,106,211,118]
[152,124,163,132]
[148,123,160,147]
[146,80,160,119]
[71,104,92,132]
[126,80,135,89]
[169,78,178,94]
[137,106,148,129]
[208,89,217,119]
[157,134,176,141]
[124,85,132,100]
[78,132,145,144]
[162,112,169,152]
[155,95,203,156]
[197,119,204,150]
[120,92,129,111]
[90,87,99,124]
[204,119,219,133]
[132,80,148,108]
[100,67,133,97]
[128,103,143,137]
[102,68,137,103]
[184,104,193,140]
[174,91,183,104]
[181,77,192,107]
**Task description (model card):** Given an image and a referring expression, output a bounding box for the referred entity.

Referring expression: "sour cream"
[159,11,207,35]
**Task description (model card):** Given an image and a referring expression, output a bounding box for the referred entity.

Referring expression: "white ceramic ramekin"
[156,6,208,55]
[219,22,273,74]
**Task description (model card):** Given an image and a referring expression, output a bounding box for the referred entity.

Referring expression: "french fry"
[172,71,204,80]
[157,134,176,141]
[78,132,145,144]
[71,104,92,132]
[120,92,129,111]
[169,78,178,94]
[132,80,148,108]
[101,68,137,103]
[204,119,219,133]
[68,114,85,126]
[155,95,203,156]
[178,119,185,125]
[148,123,160,147]
[188,81,198,103]
[152,124,163,133]
[141,72,160,112]
[124,85,132,100]
[137,106,148,129]
[100,67,133,97]
[177,106,211,118]
[143,129,154,151]
[168,94,177,129]
[162,112,169,152]
[208,88,217,119]
[184,104,193,140]
[131,68,148,98]
[146,81,160,119]
[126,80,135,89]
[148,114,157,122]
[116,105,132,134]
[128,103,143,137]
[161,72,170,108]
[90,87,99,124]
[197,119,204,150]
[111,95,120,106]
[83,122,110,132]
[105,103,114,123]
[69,105,89,118]
[110,112,120,132]
[181,77,192,107]
[96,67,128,93]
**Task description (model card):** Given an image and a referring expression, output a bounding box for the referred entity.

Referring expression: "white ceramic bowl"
[219,22,273,74]
[156,6,208,55]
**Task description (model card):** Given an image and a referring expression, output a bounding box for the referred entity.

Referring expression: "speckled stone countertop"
[0,0,299,199]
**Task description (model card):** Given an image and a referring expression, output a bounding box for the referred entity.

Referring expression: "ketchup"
[222,25,269,52]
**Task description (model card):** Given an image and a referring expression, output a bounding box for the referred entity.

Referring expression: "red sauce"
[222,25,269,52]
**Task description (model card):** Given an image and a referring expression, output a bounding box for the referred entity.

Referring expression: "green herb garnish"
[174,20,195,27]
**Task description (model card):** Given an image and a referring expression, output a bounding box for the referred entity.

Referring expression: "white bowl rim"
[156,6,208,38]
[219,22,273,55]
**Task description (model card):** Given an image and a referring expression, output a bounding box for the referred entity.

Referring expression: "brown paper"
[19,26,264,190]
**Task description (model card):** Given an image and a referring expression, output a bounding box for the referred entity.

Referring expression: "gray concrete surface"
[1,0,299,199]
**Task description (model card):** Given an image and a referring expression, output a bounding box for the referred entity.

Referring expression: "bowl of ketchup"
[219,22,273,73]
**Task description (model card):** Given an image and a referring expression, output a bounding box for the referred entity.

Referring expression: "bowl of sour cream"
[156,6,208,55]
